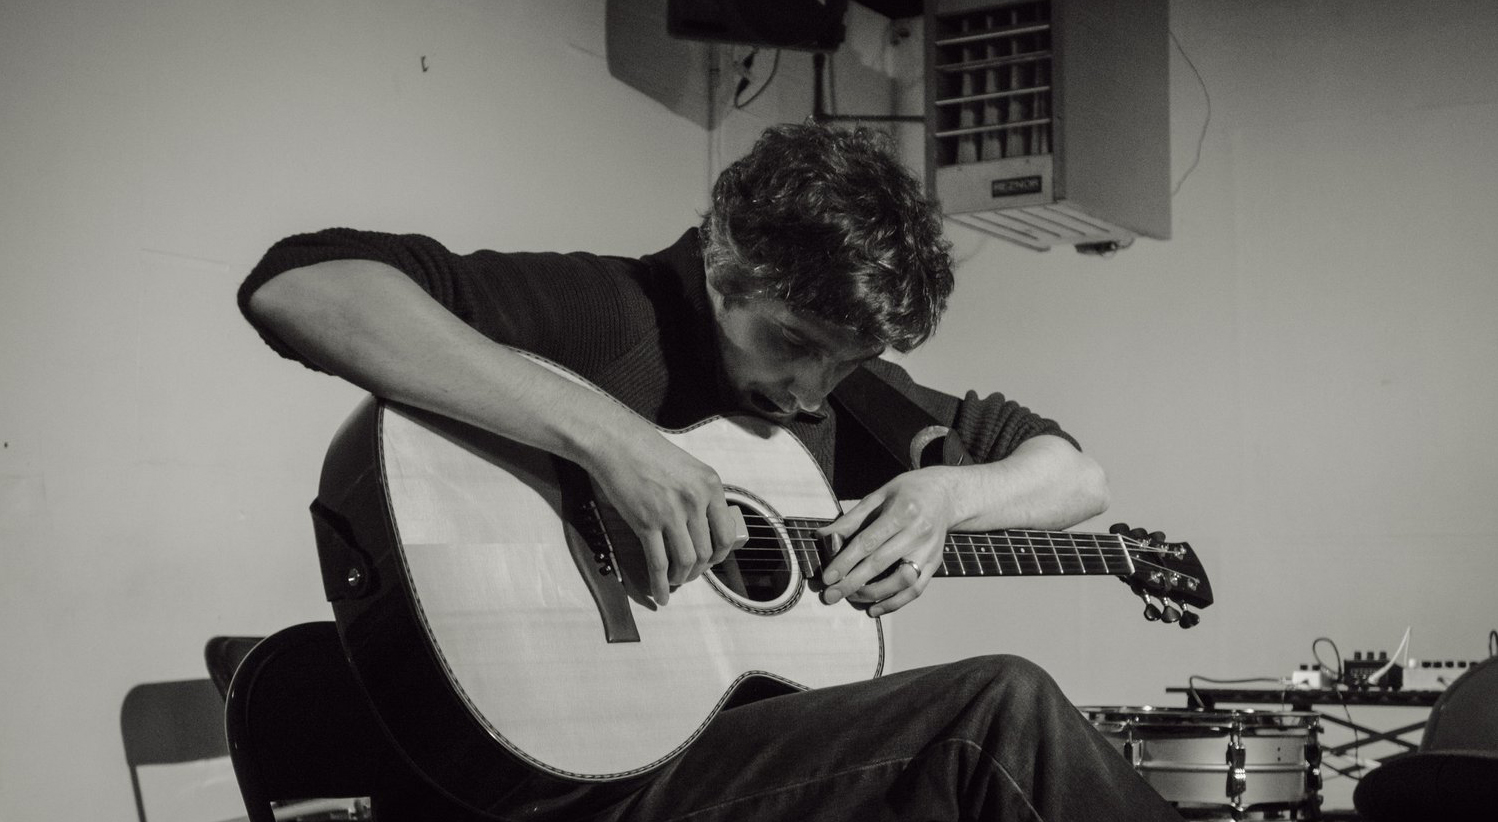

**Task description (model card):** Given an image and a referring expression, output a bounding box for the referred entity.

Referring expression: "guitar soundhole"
[709,501,794,605]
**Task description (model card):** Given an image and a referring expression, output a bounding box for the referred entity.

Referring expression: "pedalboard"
[1290,655,1483,691]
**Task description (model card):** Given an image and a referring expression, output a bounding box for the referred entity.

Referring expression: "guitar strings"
[729,526,1156,562]
[732,521,1155,550]
[731,538,1146,570]
[724,526,1195,583]
[601,505,1166,555]
[597,507,1165,550]
[730,527,1152,558]
[596,508,1194,581]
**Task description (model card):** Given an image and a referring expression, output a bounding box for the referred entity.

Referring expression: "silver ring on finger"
[898,558,923,580]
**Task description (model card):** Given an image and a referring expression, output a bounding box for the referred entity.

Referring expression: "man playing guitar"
[240,123,1183,821]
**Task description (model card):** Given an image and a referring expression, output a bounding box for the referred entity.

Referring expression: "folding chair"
[120,678,242,822]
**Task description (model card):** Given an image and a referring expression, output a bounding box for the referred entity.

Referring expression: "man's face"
[707,283,884,424]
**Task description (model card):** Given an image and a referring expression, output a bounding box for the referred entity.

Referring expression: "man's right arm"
[247,259,737,604]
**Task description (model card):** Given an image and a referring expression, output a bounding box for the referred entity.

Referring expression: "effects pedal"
[1290,665,1333,689]
[1343,651,1402,690]
[1403,659,1480,691]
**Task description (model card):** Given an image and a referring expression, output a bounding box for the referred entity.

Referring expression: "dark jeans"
[374,655,1183,822]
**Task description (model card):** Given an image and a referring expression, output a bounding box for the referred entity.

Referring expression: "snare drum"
[1082,706,1322,819]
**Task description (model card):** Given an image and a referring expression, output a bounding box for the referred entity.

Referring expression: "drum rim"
[1078,705,1320,724]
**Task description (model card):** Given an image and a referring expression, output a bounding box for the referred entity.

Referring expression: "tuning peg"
[1160,603,1182,623]
[1140,594,1162,621]
[1179,610,1200,629]
[1147,531,1167,546]
[1128,527,1149,542]
[1110,522,1132,535]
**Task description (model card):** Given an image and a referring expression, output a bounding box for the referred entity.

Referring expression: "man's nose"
[788,363,839,413]
[790,391,823,414]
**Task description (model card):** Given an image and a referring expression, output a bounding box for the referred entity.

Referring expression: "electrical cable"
[734,49,781,109]
[1312,636,1363,779]
[823,51,838,116]
[1169,28,1210,197]
[1368,626,1410,686]
[1186,675,1287,712]
[1312,636,1344,680]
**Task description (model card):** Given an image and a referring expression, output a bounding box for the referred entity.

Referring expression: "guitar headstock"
[1109,523,1214,628]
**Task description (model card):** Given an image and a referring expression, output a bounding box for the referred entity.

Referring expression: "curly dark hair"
[700,122,954,352]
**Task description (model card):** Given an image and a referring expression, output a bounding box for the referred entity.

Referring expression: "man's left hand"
[816,467,960,617]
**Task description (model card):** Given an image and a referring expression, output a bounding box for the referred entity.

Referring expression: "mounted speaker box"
[667,0,850,51]
[606,0,714,128]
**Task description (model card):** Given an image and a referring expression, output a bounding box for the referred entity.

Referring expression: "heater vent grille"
[930,2,1053,167]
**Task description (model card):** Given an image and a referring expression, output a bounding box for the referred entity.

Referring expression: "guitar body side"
[313,384,882,811]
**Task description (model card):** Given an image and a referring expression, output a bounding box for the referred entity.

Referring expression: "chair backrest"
[224,621,399,822]
[205,636,264,698]
[119,679,236,822]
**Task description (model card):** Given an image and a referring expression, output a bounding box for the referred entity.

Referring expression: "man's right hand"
[584,424,744,606]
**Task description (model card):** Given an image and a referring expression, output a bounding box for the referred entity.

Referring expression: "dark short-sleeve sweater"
[238,228,1077,499]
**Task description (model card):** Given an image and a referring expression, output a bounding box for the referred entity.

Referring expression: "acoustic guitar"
[307,353,1213,810]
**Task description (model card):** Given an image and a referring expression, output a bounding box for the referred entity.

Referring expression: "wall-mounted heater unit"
[924,0,1171,251]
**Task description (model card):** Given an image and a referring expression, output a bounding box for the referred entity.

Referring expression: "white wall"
[0,1,712,819]
[888,0,1498,810]
[3,0,1495,819]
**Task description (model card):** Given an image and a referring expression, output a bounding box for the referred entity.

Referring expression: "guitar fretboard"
[779,519,1135,579]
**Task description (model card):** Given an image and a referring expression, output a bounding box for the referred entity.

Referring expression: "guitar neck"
[781,520,1136,579]
[931,529,1136,578]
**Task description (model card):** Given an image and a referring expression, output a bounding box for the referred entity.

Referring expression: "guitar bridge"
[553,458,640,643]
[579,499,621,579]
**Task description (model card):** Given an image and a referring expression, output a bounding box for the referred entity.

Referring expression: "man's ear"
[705,271,755,312]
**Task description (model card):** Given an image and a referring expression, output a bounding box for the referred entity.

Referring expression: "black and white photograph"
[2,1,1495,820]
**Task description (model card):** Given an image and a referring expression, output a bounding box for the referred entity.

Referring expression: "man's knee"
[956,653,1049,682]
[956,654,1071,710]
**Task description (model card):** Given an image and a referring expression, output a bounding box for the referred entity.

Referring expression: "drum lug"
[1305,724,1324,794]
[1225,729,1248,806]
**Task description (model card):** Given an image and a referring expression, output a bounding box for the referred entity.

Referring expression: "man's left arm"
[819,432,1109,616]
[937,432,1109,531]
